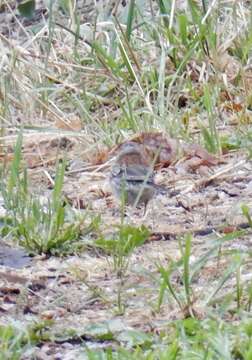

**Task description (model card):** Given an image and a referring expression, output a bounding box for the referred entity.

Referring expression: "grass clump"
[1,1,252,358]
[0,133,97,255]
[95,224,149,314]
[0,320,52,360]
[157,231,251,316]
[95,224,150,276]
[83,317,252,359]
[0,324,26,360]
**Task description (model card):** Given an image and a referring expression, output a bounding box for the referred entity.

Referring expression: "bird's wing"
[124,165,154,183]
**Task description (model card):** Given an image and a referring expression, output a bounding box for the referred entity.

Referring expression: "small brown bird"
[110,142,163,212]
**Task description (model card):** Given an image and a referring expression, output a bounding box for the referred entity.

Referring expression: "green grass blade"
[126,0,135,41]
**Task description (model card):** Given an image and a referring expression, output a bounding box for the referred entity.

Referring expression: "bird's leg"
[142,200,149,220]
[119,180,128,224]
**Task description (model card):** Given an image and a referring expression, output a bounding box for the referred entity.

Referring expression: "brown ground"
[1,1,252,358]
[0,133,251,358]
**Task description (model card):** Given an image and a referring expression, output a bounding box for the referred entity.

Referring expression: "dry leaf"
[93,149,111,164]
[214,52,241,83]
[22,134,77,168]
[182,143,219,166]
[55,115,82,131]
[0,286,20,295]
[243,67,252,92]
[41,308,67,320]
[23,306,38,315]
[41,310,55,320]
[223,101,243,113]
[0,271,28,284]
[3,295,16,304]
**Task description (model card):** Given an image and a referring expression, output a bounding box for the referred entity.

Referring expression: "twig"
[181,159,247,195]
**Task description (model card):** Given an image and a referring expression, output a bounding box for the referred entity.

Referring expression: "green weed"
[95,224,149,276]
[0,134,98,254]
[157,231,249,316]
[95,224,149,313]
[0,320,52,360]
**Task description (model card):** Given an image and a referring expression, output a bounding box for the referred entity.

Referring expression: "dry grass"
[1,0,252,358]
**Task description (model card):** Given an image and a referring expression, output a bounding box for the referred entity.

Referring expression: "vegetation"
[0,133,98,255]
[0,0,252,358]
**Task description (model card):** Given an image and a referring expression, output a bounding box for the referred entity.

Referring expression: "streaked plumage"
[110,142,158,210]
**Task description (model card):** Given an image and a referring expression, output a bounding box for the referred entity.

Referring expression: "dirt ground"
[0,133,251,359]
[1,1,252,357]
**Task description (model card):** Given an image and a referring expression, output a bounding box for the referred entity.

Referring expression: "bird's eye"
[112,165,121,176]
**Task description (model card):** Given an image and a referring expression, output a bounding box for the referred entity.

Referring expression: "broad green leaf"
[17,0,35,19]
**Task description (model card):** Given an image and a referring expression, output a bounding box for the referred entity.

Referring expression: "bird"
[109,142,163,213]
